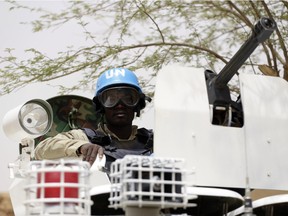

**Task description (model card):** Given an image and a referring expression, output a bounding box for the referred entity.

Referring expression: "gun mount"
[205,17,277,126]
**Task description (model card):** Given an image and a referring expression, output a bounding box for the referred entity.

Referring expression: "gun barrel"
[215,17,277,87]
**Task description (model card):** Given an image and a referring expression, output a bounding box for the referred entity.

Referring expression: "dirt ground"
[0,193,14,216]
[251,189,288,200]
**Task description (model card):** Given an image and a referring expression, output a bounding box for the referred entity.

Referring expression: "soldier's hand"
[79,143,104,166]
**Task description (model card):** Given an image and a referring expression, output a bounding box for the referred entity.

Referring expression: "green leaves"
[1,0,287,96]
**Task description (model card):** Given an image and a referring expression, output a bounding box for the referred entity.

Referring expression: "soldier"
[34,68,153,171]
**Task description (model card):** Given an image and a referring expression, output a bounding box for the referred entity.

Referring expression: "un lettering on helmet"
[105,68,126,79]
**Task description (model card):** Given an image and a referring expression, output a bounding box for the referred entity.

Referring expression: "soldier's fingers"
[82,144,92,161]
[97,147,104,159]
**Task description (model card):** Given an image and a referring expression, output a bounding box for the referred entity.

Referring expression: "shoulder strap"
[137,127,153,149]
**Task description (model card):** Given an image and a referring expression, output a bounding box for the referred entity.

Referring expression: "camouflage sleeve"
[34,129,90,160]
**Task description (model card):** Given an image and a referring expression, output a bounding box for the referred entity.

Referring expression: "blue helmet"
[95,68,142,96]
[93,68,150,117]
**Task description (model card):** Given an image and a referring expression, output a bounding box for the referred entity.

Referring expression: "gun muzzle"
[214,17,277,88]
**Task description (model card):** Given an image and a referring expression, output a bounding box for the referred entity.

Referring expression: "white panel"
[9,178,27,216]
[154,65,246,189]
[155,65,288,190]
[240,73,288,190]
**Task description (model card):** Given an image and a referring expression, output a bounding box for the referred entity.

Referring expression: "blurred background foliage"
[1,0,287,97]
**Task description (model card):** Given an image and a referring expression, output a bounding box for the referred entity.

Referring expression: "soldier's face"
[104,103,135,127]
